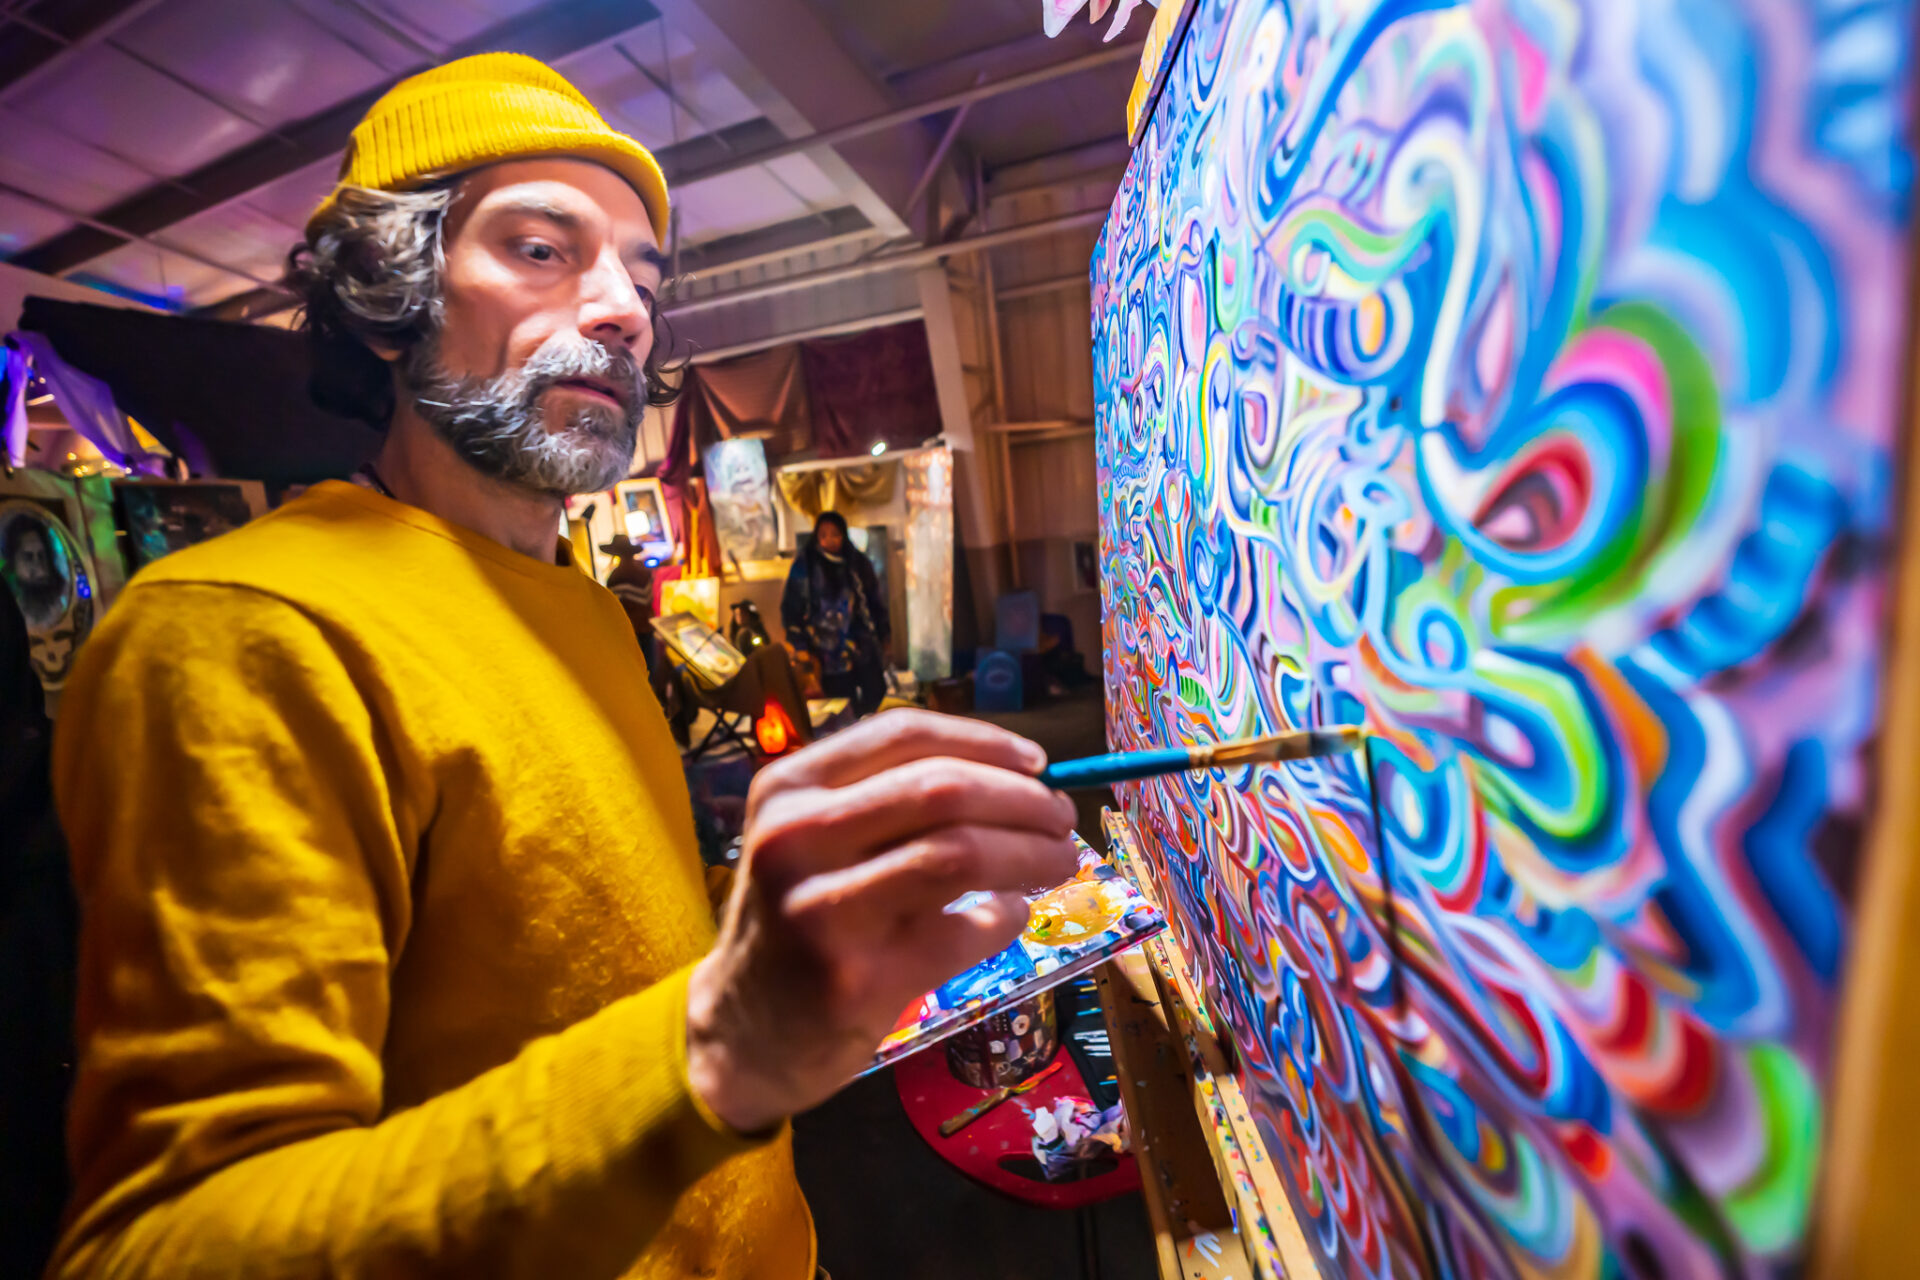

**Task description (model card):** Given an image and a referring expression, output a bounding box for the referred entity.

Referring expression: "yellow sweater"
[48,481,813,1280]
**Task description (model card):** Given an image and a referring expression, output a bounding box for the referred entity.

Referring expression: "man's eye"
[636,284,657,309]
[522,243,559,263]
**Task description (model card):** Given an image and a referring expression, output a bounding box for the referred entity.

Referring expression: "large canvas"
[1091,1,1913,1277]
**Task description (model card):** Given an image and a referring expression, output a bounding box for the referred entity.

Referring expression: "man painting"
[49,54,1075,1280]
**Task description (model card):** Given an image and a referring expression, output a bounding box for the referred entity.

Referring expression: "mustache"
[401,329,642,498]
[521,336,641,413]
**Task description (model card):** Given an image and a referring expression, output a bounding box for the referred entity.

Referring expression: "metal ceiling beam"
[0,0,168,98]
[664,43,1144,190]
[605,39,824,227]
[889,30,1098,100]
[291,0,437,65]
[904,80,983,220]
[996,272,1089,303]
[662,207,1106,318]
[0,177,281,291]
[648,0,928,240]
[8,0,663,278]
[674,206,874,279]
[986,135,1133,197]
[688,305,924,364]
[205,173,1108,325]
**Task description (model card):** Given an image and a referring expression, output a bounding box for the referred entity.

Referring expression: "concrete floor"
[791,683,1159,1280]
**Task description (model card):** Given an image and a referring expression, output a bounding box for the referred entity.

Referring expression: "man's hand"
[685,708,1077,1133]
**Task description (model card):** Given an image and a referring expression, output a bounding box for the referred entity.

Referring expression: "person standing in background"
[600,531,658,677]
[781,510,889,716]
[602,531,701,745]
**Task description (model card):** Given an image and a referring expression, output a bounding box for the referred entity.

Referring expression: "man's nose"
[579,252,647,349]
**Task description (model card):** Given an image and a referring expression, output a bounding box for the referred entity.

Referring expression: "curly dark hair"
[286,182,686,430]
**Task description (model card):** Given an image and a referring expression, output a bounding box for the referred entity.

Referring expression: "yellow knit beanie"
[307,52,669,238]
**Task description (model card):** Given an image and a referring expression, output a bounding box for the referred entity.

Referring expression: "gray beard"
[402,332,642,497]
[11,578,64,629]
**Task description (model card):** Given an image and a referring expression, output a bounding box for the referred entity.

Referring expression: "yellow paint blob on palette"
[862,834,1165,1077]
[1024,880,1124,947]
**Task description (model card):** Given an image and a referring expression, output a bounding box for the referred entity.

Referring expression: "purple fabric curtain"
[4,331,164,474]
[647,399,716,572]
[799,322,942,457]
[2,344,27,469]
[655,323,941,482]
[676,344,814,462]
[654,394,696,489]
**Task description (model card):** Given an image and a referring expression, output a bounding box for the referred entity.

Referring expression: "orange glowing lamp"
[755,700,796,755]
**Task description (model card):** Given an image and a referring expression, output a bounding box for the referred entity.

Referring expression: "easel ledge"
[1099,807,1321,1280]
[1810,184,1920,1280]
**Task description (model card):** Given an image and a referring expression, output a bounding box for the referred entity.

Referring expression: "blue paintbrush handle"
[1038,746,1195,790]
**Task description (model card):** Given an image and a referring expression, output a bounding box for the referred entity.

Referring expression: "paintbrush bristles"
[1200,725,1367,769]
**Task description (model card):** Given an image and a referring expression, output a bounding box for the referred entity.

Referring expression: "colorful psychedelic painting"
[1091,1,1914,1277]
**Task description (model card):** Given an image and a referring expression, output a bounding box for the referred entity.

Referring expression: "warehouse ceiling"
[0,0,1146,322]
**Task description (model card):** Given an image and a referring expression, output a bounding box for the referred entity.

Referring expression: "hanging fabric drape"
[657,394,696,489]
[798,322,942,457]
[2,343,28,469]
[676,344,813,460]
[775,463,896,524]
[3,332,165,474]
[648,321,943,560]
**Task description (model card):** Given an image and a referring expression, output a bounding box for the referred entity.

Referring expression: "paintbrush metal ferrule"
[1201,726,1368,769]
[1037,727,1367,789]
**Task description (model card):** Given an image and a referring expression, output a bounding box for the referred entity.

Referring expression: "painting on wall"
[0,495,94,693]
[614,477,675,563]
[114,480,266,570]
[704,438,779,562]
[1092,0,1913,1277]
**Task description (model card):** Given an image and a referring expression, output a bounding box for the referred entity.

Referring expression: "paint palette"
[862,834,1166,1076]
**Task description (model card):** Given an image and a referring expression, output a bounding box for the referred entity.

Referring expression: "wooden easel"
[1097,807,1320,1280]
[1809,208,1920,1280]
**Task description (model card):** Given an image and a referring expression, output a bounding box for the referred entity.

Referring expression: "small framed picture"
[1073,539,1099,593]
[113,479,267,570]
[614,477,676,562]
[0,498,93,691]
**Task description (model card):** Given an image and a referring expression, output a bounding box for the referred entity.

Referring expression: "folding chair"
[651,612,812,761]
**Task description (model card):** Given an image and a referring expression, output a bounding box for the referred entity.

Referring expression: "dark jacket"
[780,541,889,674]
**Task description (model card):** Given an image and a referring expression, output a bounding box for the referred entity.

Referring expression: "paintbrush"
[1037,725,1366,791]
[938,1059,1067,1137]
